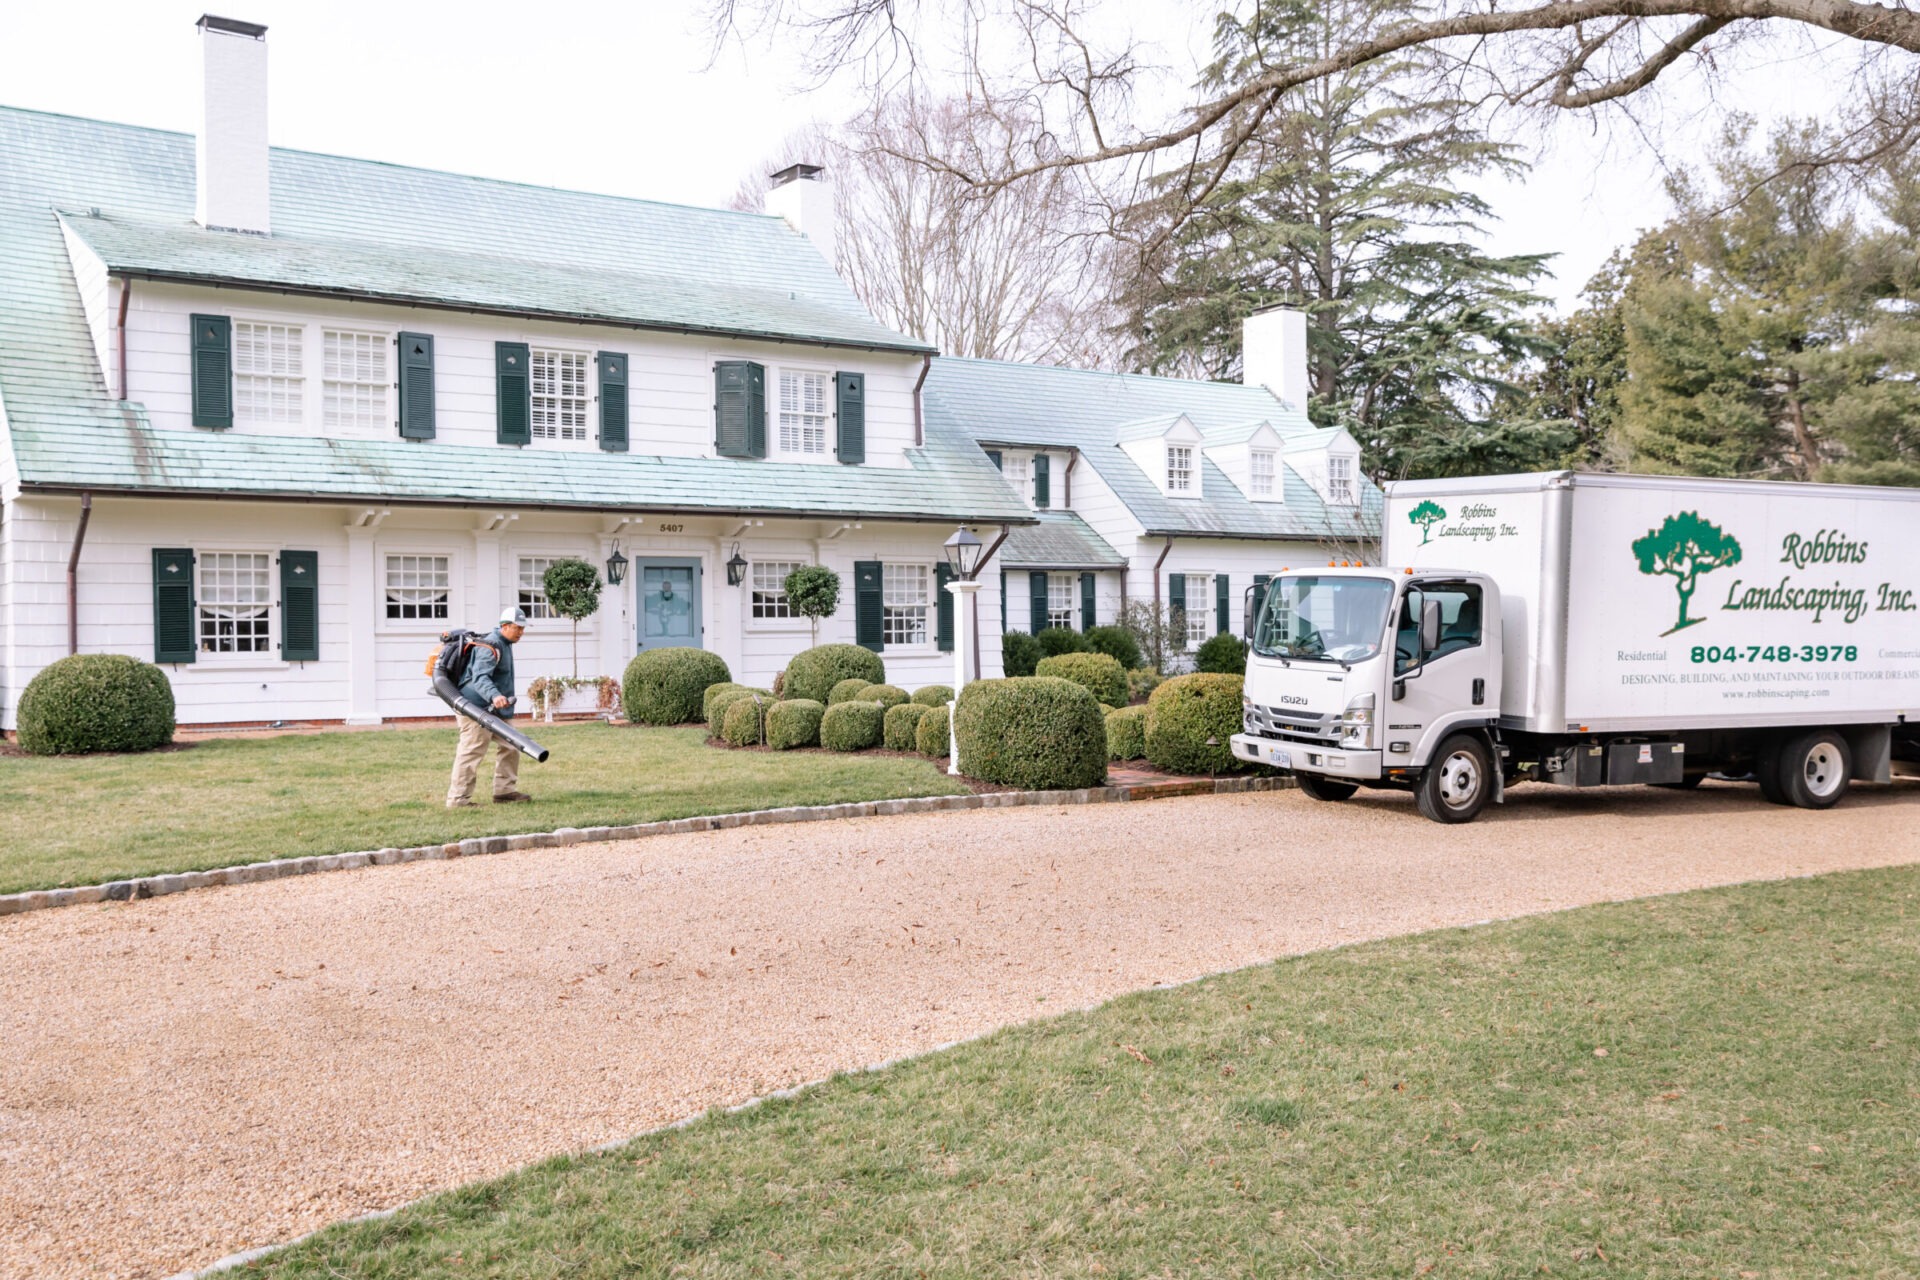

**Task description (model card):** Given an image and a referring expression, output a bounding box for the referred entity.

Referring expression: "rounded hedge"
[1127,667,1164,704]
[1002,631,1042,677]
[623,648,732,725]
[1105,704,1149,761]
[915,703,951,757]
[707,686,768,738]
[1196,631,1249,676]
[863,683,909,710]
[1034,652,1128,708]
[766,698,825,750]
[884,701,931,751]
[1145,673,1248,775]
[701,681,748,725]
[1083,624,1143,672]
[16,654,175,756]
[820,700,884,752]
[829,677,875,705]
[911,684,953,707]
[784,644,885,704]
[720,696,767,747]
[1035,626,1086,658]
[953,676,1106,790]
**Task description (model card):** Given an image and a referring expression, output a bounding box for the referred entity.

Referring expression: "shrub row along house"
[0,17,1380,731]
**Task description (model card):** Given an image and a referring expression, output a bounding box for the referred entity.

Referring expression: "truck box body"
[1383,472,1920,734]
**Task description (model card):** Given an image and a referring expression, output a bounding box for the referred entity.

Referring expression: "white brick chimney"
[1242,307,1311,413]
[764,163,836,267]
[195,15,271,234]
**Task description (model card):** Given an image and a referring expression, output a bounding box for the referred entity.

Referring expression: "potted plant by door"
[533,559,615,720]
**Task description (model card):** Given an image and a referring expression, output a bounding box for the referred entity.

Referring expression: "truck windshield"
[1252,575,1396,664]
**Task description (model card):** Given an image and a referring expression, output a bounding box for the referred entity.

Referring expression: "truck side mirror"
[1242,585,1257,638]
[1420,598,1443,654]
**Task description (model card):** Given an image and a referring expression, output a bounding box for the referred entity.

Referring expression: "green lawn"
[248,864,1920,1279]
[0,723,967,894]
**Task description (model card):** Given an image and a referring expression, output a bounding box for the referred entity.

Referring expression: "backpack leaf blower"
[426,631,551,763]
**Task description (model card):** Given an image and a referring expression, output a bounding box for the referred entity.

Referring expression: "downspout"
[1062,448,1078,508]
[911,354,931,447]
[116,279,131,400]
[1149,535,1173,618]
[67,493,93,656]
[973,524,1014,681]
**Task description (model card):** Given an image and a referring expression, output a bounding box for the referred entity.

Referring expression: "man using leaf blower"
[446,606,533,808]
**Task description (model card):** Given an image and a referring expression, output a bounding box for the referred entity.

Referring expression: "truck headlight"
[1339,692,1376,749]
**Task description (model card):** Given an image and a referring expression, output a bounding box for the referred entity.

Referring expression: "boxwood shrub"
[828,678,874,705]
[1083,624,1143,672]
[1034,652,1128,708]
[720,696,767,747]
[16,653,175,756]
[820,700,884,752]
[783,644,885,704]
[701,681,747,724]
[911,684,953,707]
[915,703,951,757]
[1105,704,1149,761]
[1001,631,1042,677]
[1196,631,1249,675]
[766,698,825,750]
[953,676,1105,790]
[883,701,930,751]
[707,686,768,738]
[862,683,908,709]
[623,648,732,725]
[1034,626,1086,658]
[1145,672,1248,775]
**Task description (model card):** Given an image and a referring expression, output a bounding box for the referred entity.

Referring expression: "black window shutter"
[1216,572,1230,635]
[1029,571,1048,635]
[935,563,954,652]
[189,314,232,429]
[1080,572,1096,631]
[1032,454,1051,509]
[985,449,1002,470]
[1169,572,1186,647]
[1252,574,1271,636]
[153,548,197,664]
[715,360,767,459]
[280,550,319,662]
[495,341,530,446]
[835,371,865,464]
[854,560,884,651]
[597,351,629,452]
[397,332,436,440]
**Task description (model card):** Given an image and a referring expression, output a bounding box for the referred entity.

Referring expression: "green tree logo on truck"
[1632,511,1743,636]
[1408,500,1447,545]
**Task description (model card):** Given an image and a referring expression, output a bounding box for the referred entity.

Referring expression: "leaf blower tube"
[430,672,551,763]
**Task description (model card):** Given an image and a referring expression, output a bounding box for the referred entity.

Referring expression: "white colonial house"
[0,17,1379,732]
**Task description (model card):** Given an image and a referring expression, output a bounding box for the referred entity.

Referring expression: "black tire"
[1295,772,1359,802]
[1776,729,1852,810]
[1416,733,1495,824]
[1755,741,1787,805]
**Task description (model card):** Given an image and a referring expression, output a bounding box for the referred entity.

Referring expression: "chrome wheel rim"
[1802,742,1845,799]
[1437,750,1482,810]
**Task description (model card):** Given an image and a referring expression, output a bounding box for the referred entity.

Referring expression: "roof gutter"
[1140,526,1380,542]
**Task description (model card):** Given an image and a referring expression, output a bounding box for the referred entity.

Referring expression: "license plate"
[1269,746,1291,768]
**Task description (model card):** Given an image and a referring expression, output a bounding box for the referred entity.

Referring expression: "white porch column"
[343,527,380,724]
[946,578,982,774]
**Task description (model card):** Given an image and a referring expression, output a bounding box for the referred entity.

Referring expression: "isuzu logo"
[1277,695,1308,705]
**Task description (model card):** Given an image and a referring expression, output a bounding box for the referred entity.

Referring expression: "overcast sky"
[0,1,1851,315]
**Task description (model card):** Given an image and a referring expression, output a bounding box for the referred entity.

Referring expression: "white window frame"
[1167,444,1195,495]
[516,556,558,621]
[530,347,594,444]
[882,562,933,648]
[1002,453,1032,507]
[381,551,456,631]
[1250,449,1277,499]
[1328,454,1357,506]
[1047,572,1077,631]
[1183,573,1212,648]
[749,560,805,625]
[775,366,832,457]
[232,320,305,427]
[321,328,390,432]
[195,548,278,660]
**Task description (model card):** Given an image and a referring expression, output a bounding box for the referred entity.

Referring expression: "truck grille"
[1245,704,1341,746]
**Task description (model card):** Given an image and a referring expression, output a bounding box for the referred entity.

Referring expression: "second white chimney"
[1242,307,1311,413]
[196,15,271,234]
[764,163,836,268]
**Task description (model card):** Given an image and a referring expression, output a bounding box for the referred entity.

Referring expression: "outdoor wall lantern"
[942,525,984,580]
[604,542,629,588]
[725,543,749,587]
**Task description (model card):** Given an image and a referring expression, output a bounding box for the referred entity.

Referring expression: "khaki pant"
[447,714,521,804]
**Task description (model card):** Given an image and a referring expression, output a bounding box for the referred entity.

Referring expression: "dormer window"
[1328,454,1355,505]
[1167,444,1194,494]
[1250,449,1276,497]
[1003,453,1031,504]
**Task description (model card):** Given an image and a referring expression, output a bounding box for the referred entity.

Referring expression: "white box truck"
[1230,472,1920,822]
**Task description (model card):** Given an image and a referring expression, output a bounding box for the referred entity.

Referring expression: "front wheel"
[1295,772,1359,802]
[1776,729,1852,809]
[1416,734,1494,824]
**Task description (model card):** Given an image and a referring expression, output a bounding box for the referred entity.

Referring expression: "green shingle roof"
[0,106,1028,524]
[924,357,1383,541]
[1000,511,1125,568]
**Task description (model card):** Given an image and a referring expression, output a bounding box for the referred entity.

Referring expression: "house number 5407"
[658,523,684,533]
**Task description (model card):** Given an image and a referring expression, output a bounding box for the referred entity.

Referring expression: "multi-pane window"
[531,350,591,441]
[233,322,303,424]
[778,370,829,454]
[198,551,273,654]
[1328,455,1355,504]
[517,557,556,620]
[1048,573,1076,630]
[385,554,450,622]
[1251,449,1276,497]
[882,563,930,646]
[322,329,387,429]
[1167,444,1194,493]
[752,561,802,620]
[1184,573,1212,647]
[1002,453,1031,506]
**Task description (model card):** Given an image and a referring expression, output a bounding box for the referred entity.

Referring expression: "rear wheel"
[1416,734,1494,824]
[1776,729,1852,809]
[1295,772,1359,802]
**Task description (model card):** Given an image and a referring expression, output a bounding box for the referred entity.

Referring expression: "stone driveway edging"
[0,775,1289,920]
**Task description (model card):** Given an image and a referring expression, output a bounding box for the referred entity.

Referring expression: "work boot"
[494,791,533,803]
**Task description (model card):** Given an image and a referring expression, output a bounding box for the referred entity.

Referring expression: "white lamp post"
[942,526,985,776]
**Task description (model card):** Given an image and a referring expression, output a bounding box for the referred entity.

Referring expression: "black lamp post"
[604,542,628,587]
[725,543,749,587]
[943,526,984,580]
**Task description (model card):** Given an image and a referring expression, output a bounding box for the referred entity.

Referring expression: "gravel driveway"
[4,781,1918,1279]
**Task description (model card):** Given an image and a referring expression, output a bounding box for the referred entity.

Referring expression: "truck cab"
[1231,567,1505,822]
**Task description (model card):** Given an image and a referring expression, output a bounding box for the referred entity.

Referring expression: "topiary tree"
[915,703,951,757]
[16,653,176,755]
[783,643,885,703]
[1145,673,1249,776]
[542,558,603,678]
[884,701,931,751]
[953,676,1106,790]
[1632,510,1743,636]
[623,648,732,725]
[766,698,826,749]
[1001,631,1042,677]
[1034,626,1086,658]
[820,700,885,751]
[829,677,875,705]
[1105,704,1149,761]
[784,565,841,645]
[911,684,953,707]
[1082,624,1143,671]
[1195,632,1248,676]
[1034,652,1128,707]
[1408,499,1448,546]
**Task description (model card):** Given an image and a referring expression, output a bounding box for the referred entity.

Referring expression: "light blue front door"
[637,559,703,651]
